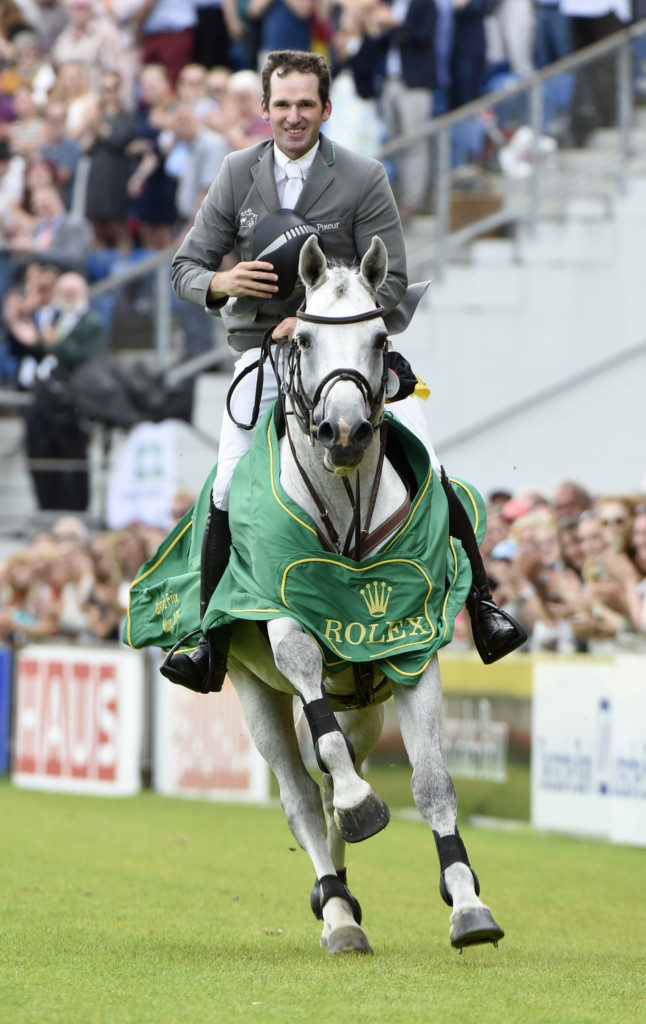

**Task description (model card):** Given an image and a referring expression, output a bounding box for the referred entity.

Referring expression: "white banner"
[153,673,269,802]
[12,645,145,796]
[532,656,646,845]
[106,421,178,530]
[608,656,646,846]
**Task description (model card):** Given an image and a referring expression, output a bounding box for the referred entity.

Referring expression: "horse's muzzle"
[319,417,374,454]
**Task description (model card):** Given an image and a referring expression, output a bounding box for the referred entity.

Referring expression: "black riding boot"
[440,468,527,664]
[161,503,231,692]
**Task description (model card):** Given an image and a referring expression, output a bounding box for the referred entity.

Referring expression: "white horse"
[224,234,504,955]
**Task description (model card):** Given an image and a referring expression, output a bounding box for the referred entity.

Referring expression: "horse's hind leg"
[391,657,504,951]
[228,659,373,954]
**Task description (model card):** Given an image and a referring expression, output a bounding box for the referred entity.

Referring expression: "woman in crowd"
[0,547,60,643]
[127,64,177,250]
[49,61,97,147]
[84,71,135,252]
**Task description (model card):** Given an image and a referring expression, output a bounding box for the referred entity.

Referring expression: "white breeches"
[212,346,441,510]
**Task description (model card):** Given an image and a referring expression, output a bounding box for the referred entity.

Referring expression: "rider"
[163,49,525,693]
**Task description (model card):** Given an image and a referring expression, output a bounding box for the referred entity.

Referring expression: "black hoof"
[450,907,504,951]
[327,925,373,955]
[334,792,390,843]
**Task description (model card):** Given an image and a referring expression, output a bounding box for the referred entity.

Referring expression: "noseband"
[285,304,389,441]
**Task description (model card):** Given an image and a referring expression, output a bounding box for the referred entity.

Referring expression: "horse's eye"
[296,332,311,350]
[374,331,388,350]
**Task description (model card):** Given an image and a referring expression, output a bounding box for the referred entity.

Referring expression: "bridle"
[225,302,389,441]
[284,303,389,442]
[225,301,406,562]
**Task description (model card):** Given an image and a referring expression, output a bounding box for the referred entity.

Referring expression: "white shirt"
[273,141,319,207]
[560,0,630,21]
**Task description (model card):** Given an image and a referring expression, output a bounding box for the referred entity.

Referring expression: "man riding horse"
[164,48,526,696]
[126,234,509,953]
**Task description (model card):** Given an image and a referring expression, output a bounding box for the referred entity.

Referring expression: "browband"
[296,305,385,326]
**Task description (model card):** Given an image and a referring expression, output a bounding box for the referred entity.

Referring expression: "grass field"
[363,760,531,822]
[272,757,531,822]
[1,779,644,1024]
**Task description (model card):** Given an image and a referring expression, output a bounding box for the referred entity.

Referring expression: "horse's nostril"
[350,420,374,451]
[317,421,336,448]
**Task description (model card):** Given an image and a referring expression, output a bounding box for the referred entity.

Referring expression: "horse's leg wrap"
[433,829,480,907]
[310,870,362,925]
[302,686,355,774]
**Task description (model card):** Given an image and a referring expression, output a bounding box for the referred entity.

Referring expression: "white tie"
[282,161,303,209]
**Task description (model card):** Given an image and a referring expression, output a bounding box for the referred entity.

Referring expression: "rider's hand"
[208,260,279,301]
[272,317,297,341]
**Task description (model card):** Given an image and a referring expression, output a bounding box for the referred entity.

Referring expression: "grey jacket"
[171,134,412,351]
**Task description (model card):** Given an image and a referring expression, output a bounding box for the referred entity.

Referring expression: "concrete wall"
[399,180,646,499]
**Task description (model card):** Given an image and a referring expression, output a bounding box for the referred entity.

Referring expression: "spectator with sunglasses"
[597,495,634,555]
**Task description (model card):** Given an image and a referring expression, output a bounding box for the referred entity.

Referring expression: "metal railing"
[381,20,646,275]
[86,20,646,361]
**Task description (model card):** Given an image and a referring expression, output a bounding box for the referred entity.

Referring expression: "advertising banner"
[153,674,269,802]
[532,656,646,845]
[608,655,646,846]
[106,420,178,531]
[12,645,145,796]
[0,647,12,774]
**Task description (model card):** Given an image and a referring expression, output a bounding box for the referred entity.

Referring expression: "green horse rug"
[125,405,485,688]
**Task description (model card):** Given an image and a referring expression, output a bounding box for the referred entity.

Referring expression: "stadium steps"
[399,142,646,497]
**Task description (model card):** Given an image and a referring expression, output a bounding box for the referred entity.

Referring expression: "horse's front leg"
[317,703,384,948]
[392,656,504,951]
[321,703,385,866]
[268,617,389,843]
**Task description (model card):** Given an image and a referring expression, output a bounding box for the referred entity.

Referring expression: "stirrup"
[466,586,527,665]
[161,629,226,694]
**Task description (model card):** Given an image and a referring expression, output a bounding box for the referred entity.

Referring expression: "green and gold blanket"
[124,406,486,684]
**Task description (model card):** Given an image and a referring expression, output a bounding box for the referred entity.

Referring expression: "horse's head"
[288,234,389,475]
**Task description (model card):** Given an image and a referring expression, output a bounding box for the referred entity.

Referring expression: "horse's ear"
[359,236,388,295]
[299,234,327,289]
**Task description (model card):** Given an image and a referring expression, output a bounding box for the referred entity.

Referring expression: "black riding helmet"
[252,209,321,301]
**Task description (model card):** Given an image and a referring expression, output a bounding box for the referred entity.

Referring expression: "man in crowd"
[52,0,122,93]
[39,98,81,208]
[348,0,437,224]
[24,272,106,510]
[167,101,229,226]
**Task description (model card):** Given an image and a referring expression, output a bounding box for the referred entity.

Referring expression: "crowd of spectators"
[0,4,644,563]
[1,480,645,654]
[465,480,646,654]
[0,493,193,647]
[1,2,642,371]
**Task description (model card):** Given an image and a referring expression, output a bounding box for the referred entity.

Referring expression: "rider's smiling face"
[261,71,331,161]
